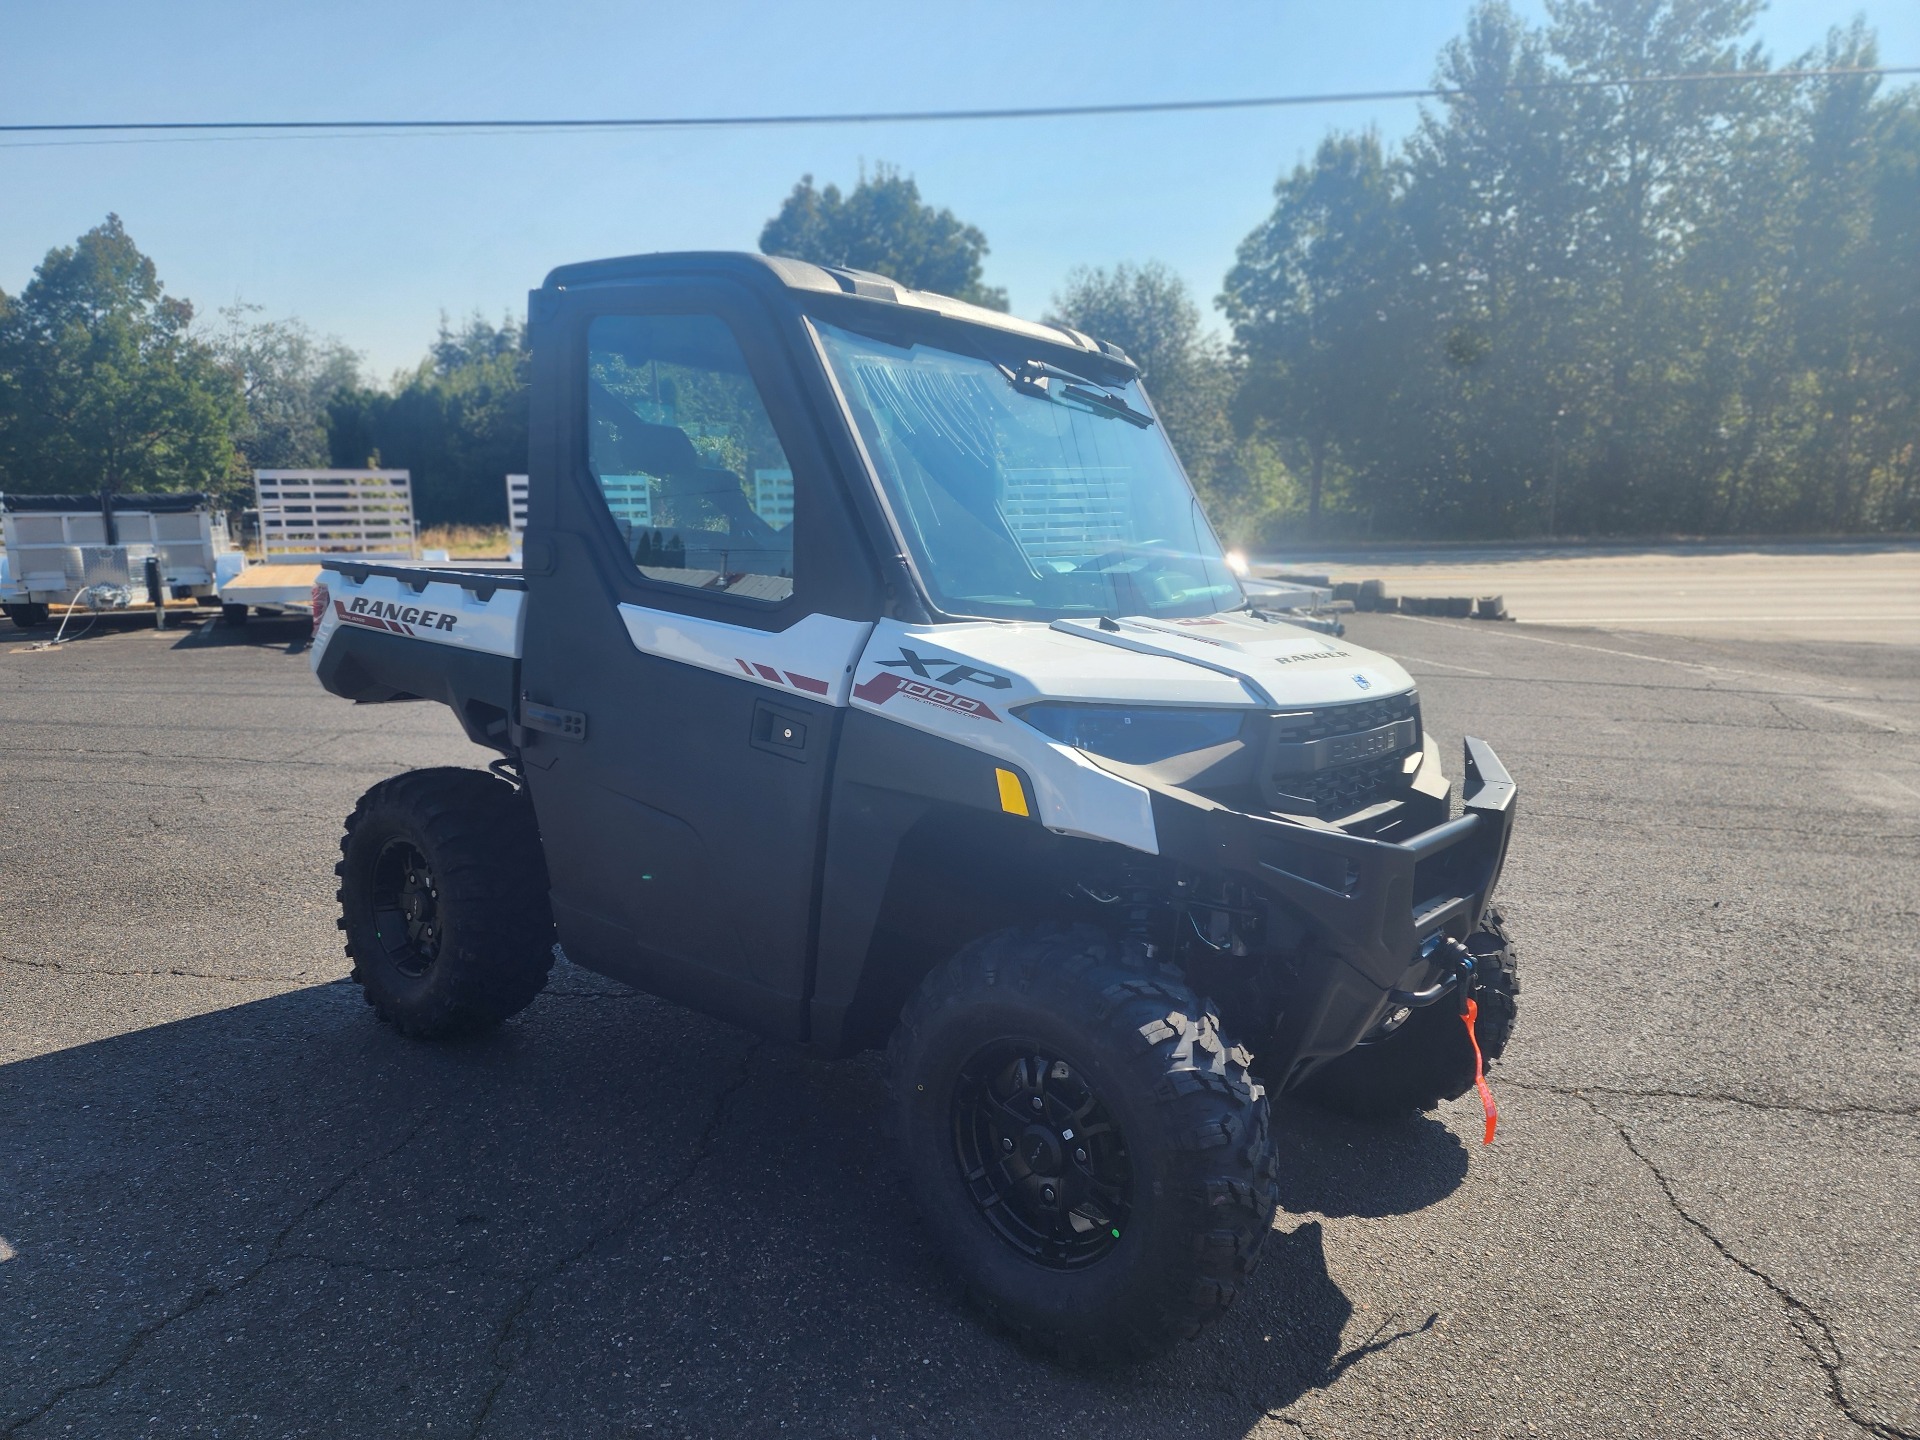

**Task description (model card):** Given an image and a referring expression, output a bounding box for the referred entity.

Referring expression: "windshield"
[815,321,1242,621]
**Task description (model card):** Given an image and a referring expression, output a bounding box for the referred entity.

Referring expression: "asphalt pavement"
[2,604,1916,1439]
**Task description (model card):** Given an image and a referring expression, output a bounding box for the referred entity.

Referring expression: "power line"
[1,65,1914,145]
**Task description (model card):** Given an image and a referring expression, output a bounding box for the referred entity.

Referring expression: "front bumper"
[1153,737,1517,1086]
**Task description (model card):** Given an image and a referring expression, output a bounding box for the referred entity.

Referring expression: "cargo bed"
[310,561,526,750]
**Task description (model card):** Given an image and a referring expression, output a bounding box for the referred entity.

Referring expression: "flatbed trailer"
[213,562,324,623]
[214,469,415,623]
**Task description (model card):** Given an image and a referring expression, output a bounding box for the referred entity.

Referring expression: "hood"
[1049,613,1411,708]
[852,612,1413,717]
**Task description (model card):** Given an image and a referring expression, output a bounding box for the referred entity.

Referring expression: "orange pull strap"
[1462,997,1498,1145]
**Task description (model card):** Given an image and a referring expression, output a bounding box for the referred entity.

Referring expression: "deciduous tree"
[0,215,240,496]
[760,166,1007,309]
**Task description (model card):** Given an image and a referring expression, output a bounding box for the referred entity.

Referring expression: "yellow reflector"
[995,768,1030,817]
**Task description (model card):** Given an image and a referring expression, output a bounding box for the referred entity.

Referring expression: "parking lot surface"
[2,606,1916,1438]
[1257,540,1920,645]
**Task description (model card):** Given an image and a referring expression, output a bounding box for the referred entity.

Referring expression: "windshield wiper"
[997,359,1155,429]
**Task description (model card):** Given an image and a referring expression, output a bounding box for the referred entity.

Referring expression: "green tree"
[0,215,240,496]
[1221,132,1406,536]
[760,166,1008,309]
[326,313,528,525]
[1396,2,1586,535]
[1223,0,1919,541]
[211,304,361,471]
[1049,261,1284,539]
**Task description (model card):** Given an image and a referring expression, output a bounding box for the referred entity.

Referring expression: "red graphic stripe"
[334,601,415,637]
[784,671,830,695]
[851,670,997,721]
[852,672,905,704]
[752,663,782,682]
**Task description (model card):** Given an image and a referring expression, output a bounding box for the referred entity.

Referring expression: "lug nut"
[1002,1136,1014,1152]
[1074,1148,1087,1163]
[1030,1097,1043,1111]
[1041,1186,1055,1203]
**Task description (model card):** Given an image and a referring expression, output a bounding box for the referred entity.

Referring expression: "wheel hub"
[371,839,441,978]
[1020,1125,1063,1177]
[951,1042,1133,1270]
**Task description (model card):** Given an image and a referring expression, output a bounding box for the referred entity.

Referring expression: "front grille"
[1270,692,1420,744]
[1265,691,1421,820]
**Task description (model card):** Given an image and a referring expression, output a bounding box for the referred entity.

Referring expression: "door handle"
[750,698,811,762]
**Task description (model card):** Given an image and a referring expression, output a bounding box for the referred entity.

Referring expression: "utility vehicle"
[311,252,1519,1360]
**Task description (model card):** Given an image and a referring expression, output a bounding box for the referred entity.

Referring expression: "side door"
[518,283,879,1039]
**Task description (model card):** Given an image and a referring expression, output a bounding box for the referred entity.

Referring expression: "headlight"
[1013,703,1249,764]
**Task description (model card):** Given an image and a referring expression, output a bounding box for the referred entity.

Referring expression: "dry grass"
[417,524,512,559]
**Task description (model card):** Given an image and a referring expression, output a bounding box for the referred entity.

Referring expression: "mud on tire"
[1297,910,1519,1120]
[888,923,1279,1362]
[336,767,556,1038]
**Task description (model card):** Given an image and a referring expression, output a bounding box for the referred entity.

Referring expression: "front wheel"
[889,924,1277,1362]
[336,767,556,1038]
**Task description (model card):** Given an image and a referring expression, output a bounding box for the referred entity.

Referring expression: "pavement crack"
[465,1038,762,1438]
[1508,1078,1920,1120]
[0,952,301,985]
[1574,1094,1917,1440]
[1,1119,429,1437]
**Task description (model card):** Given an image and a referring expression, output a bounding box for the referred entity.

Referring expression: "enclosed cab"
[311,252,1519,1360]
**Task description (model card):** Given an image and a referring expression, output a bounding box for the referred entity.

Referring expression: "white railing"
[506,473,529,547]
[254,470,414,560]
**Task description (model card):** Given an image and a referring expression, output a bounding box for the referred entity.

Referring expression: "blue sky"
[3,0,1913,379]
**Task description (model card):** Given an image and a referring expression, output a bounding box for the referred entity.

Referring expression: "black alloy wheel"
[370,838,441,979]
[890,924,1277,1361]
[952,1040,1133,1270]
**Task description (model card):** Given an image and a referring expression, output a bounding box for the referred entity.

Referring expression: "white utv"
[310,252,1519,1361]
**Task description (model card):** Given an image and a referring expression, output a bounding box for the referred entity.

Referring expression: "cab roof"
[538,250,1134,371]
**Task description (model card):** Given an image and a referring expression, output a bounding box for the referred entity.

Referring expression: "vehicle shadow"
[0,978,1461,1438]
[169,612,312,654]
[1268,1096,1471,1219]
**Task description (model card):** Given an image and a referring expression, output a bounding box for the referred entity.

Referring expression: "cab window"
[586,314,795,602]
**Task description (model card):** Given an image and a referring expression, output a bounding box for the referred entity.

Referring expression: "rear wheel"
[3,603,50,629]
[220,603,249,626]
[889,924,1277,1362]
[1298,911,1519,1119]
[337,767,555,1038]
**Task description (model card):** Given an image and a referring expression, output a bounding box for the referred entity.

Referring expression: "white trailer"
[215,470,415,623]
[0,491,239,628]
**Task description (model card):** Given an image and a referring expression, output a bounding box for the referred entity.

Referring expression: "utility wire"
[0,65,1914,146]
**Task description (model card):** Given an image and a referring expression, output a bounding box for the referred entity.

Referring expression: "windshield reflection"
[816,321,1240,622]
